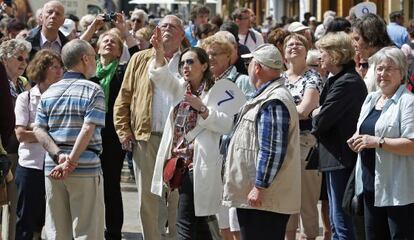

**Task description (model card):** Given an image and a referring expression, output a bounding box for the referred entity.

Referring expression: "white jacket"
[149,61,233,216]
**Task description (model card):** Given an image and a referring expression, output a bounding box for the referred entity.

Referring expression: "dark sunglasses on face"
[15,56,29,63]
[179,59,195,68]
[359,62,369,69]
[131,18,142,23]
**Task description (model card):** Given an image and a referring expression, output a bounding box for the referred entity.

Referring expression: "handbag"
[163,157,188,190]
[342,167,364,216]
[163,125,205,190]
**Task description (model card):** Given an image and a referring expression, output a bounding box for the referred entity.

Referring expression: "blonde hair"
[316,31,355,65]
[200,35,233,57]
[135,26,154,42]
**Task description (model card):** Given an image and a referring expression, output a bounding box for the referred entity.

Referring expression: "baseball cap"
[59,19,76,37]
[241,44,283,70]
[287,21,310,33]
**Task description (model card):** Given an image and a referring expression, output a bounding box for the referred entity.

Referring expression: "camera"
[3,0,12,7]
[103,12,117,22]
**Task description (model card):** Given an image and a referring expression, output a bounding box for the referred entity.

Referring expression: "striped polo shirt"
[35,72,106,177]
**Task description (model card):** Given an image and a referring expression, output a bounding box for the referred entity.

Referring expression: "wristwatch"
[198,105,207,114]
[52,150,64,164]
[378,137,385,148]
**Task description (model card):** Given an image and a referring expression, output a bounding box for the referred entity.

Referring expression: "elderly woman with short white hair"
[348,46,414,239]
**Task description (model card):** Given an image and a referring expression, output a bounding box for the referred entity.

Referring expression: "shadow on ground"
[122,232,143,240]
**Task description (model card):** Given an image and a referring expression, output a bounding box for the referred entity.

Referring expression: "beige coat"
[149,63,233,216]
[222,79,301,214]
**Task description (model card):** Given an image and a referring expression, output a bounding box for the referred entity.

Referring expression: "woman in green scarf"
[91,28,139,240]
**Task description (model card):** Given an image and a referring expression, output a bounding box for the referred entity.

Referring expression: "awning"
[128,0,217,4]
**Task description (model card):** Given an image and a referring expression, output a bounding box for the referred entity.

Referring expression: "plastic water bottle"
[175,85,192,128]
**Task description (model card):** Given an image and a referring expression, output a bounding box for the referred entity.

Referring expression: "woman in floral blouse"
[282,33,323,240]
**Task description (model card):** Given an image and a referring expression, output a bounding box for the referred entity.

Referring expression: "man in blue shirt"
[185,4,210,47]
[34,39,106,239]
[387,11,409,48]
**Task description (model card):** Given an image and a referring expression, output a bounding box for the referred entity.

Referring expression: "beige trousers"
[133,134,178,240]
[286,133,322,238]
[44,175,105,240]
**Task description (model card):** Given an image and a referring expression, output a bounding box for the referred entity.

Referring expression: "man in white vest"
[222,44,301,239]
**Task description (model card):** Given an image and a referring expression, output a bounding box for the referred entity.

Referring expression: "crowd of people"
[0,1,414,240]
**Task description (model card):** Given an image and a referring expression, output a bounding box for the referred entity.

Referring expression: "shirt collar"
[252,77,282,98]
[63,71,86,80]
[40,31,62,47]
[31,85,42,96]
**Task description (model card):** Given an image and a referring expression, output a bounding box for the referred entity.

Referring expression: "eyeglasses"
[15,56,29,63]
[208,52,227,59]
[244,58,253,68]
[49,65,63,70]
[179,59,195,68]
[359,62,369,69]
[131,18,142,23]
[375,66,400,74]
[308,64,319,67]
[286,42,305,49]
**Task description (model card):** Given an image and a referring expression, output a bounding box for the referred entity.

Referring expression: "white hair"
[131,9,148,23]
[0,39,32,59]
[214,31,237,45]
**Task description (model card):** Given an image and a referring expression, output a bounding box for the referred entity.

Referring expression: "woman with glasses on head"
[311,31,367,240]
[282,33,323,240]
[14,49,63,240]
[348,47,414,240]
[149,27,233,239]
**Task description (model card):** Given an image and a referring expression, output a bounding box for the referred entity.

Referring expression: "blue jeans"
[326,168,356,240]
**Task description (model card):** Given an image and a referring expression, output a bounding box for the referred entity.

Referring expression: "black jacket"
[312,61,367,171]
[26,26,69,60]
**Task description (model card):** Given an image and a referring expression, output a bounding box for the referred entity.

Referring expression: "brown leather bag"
[163,157,188,190]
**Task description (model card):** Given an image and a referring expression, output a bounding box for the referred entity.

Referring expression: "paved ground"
[120,162,328,240]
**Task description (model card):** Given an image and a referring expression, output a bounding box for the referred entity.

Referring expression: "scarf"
[96,59,119,111]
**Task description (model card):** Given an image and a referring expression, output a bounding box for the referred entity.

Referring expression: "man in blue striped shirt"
[222,44,300,239]
[34,39,106,239]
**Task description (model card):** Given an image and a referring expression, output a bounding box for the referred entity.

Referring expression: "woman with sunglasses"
[150,27,233,239]
[0,38,31,239]
[14,49,63,239]
[282,33,323,240]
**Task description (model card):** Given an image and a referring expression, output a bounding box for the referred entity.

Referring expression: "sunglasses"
[15,56,29,63]
[131,18,142,23]
[359,62,369,69]
[179,59,195,68]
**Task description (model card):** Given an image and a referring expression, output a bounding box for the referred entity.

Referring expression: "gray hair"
[61,39,92,69]
[214,31,237,45]
[306,49,321,65]
[372,46,408,83]
[159,15,184,31]
[0,39,32,59]
[131,9,148,23]
[79,14,95,31]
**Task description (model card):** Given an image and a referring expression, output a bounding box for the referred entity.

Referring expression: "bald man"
[26,1,68,59]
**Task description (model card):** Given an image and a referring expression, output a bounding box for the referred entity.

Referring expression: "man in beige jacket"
[222,44,301,239]
[113,15,184,240]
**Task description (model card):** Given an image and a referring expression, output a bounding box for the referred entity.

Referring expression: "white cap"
[287,21,310,33]
[241,44,283,70]
[59,19,76,37]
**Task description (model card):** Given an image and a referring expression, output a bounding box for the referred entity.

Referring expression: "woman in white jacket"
[149,27,233,239]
